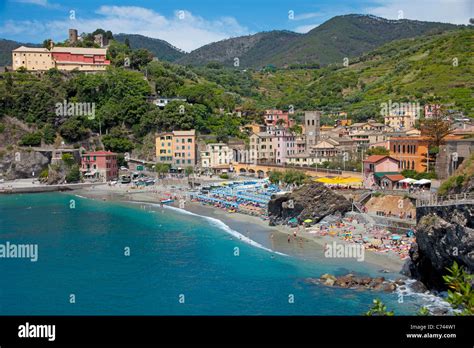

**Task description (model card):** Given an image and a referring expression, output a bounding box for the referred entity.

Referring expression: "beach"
[75,182,406,274]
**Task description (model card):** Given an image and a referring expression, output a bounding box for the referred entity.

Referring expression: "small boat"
[160,199,174,204]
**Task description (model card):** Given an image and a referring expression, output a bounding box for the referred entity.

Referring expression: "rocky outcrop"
[403,204,474,290]
[268,182,351,225]
[307,273,409,293]
[0,149,50,180]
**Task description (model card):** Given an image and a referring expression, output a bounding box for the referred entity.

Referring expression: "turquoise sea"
[0,193,424,315]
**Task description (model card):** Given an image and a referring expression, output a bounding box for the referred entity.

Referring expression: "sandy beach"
[74,182,406,274]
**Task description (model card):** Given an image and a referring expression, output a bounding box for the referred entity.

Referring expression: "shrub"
[40,169,49,178]
[65,165,81,183]
[61,153,75,167]
[19,132,42,146]
[219,173,229,179]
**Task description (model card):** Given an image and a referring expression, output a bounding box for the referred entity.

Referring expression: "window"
[187,138,192,143]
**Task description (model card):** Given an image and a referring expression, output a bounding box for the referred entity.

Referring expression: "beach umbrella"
[391,235,401,240]
[288,217,298,223]
[304,219,313,223]
[413,179,431,185]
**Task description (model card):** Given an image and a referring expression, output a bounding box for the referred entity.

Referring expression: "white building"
[200,143,232,169]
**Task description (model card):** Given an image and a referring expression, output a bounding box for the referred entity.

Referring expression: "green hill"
[0,39,41,66]
[114,34,186,62]
[176,30,301,67]
[249,28,474,119]
[176,14,461,69]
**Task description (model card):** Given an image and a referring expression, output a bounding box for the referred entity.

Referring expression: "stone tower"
[69,29,78,44]
[304,111,321,151]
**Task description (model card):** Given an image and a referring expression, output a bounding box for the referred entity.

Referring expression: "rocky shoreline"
[309,273,427,294]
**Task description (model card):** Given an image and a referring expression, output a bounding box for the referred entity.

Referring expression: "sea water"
[0,193,425,315]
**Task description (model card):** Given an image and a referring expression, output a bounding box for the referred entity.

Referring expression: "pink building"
[274,128,297,164]
[424,104,441,119]
[81,151,118,182]
[264,109,295,128]
[363,155,400,188]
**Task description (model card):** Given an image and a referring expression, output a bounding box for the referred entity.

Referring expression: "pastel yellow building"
[156,132,174,164]
[12,46,110,72]
[12,47,54,71]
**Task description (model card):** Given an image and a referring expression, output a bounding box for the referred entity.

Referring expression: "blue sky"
[0,0,471,51]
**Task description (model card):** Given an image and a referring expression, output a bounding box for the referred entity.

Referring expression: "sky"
[0,0,472,52]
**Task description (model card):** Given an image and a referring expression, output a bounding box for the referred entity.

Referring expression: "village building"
[362,155,400,188]
[12,46,110,72]
[200,143,232,169]
[155,130,196,169]
[389,136,429,172]
[80,151,118,182]
[263,109,295,128]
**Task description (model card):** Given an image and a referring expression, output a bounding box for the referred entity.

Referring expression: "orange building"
[389,137,429,172]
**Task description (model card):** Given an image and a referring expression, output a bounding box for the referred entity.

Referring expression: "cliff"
[403,204,474,290]
[268,182,352,226]
[0,149,50,180]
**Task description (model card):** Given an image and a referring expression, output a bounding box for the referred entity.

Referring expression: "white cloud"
[0,6,249,52]
[294,24,320,33]
[292,12,323,21]
[13,0,59,8]
[366,0,471,25]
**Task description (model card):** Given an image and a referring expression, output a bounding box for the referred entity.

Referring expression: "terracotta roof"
[382,174,405,182]
[83,151,116,156]
[363,155,397,163]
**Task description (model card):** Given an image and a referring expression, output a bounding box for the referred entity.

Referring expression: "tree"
[268,170,283,184]
[155,163,170,178]
[59,118,89,143]
[419,106,453,148]
[42,124,56,144]
[131,49,153,70]
[65,165,81,183]
[367,146,389,156]
[20,132,42,146]
[185,166,194,177]
[289,125,303,134]
[61,153,76,167]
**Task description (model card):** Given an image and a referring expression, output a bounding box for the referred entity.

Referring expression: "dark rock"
[382,283,396,292]
[408,204,474,291]
[394,278,406,286]
[268,182,352,226]
[410,280,428,293]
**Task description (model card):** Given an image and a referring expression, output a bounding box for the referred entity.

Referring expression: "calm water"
[0,193,422,315]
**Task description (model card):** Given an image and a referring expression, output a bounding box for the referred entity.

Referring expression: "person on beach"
[287,235,291,243]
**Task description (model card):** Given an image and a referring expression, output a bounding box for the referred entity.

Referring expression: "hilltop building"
[12,46,110,71]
